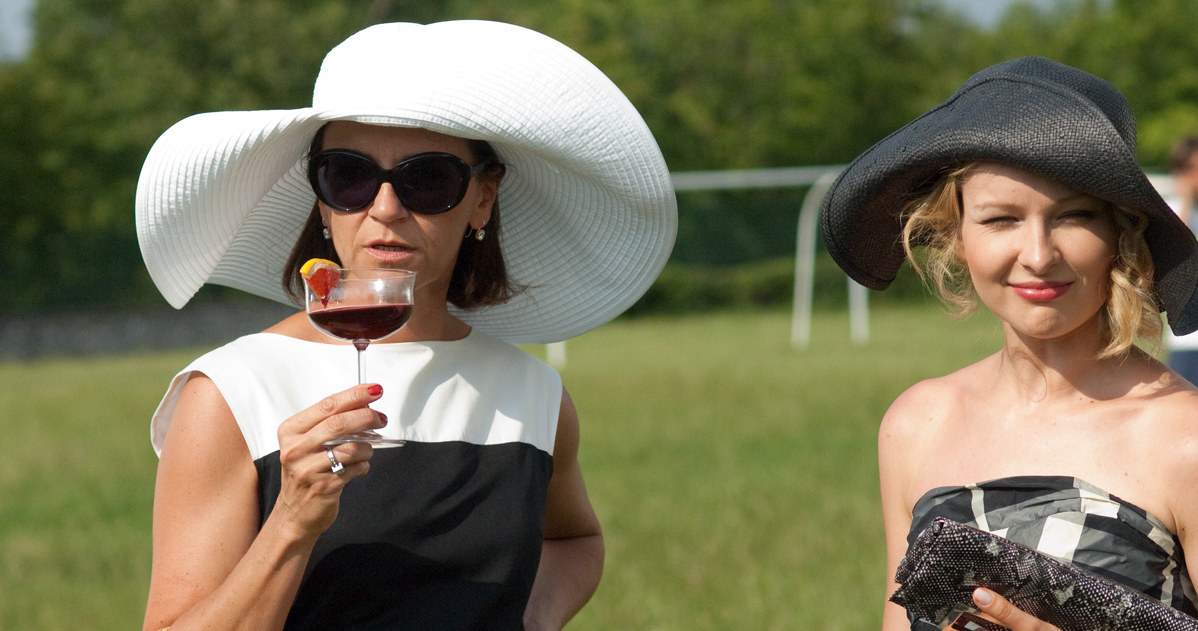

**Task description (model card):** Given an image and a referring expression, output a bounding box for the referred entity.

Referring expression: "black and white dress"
[906,476,1198,630]
[151,330,563,630]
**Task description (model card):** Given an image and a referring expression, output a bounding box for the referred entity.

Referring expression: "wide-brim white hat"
[135,20,677,344]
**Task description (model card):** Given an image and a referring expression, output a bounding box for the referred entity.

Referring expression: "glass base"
[323,431,406,448]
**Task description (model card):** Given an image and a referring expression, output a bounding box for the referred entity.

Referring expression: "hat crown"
[313,23,431,112]
[959,56,1137,152]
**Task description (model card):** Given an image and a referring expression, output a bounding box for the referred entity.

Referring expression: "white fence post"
[791,170,841,349]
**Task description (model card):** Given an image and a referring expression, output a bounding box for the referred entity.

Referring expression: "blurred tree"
[6,0,1198,312]
[984,0,1198,166]
[0,62,63,309]
[1093,0,1198,165]
[468,0,984,170]
[3,0,375,312]
[440,0,990,264]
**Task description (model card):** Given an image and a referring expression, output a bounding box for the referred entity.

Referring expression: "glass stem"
[353,341,369,384]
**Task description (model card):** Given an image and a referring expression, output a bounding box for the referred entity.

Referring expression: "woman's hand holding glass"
[272,382,387,538]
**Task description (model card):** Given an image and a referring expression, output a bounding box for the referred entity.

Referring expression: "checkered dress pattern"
[906,476,1198,629]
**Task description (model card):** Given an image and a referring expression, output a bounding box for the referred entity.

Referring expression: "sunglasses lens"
[311,151,476,213]
[395,156,470,214]
[315,153,380,211]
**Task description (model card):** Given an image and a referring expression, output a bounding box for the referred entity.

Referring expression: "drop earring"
[322,226,331,240]
[475,227,486,242]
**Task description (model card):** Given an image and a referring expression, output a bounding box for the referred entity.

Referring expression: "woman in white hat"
[822,57,1198,630]
[137,21,676,630]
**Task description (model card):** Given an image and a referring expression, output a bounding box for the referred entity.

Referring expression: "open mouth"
[366,243,412,262]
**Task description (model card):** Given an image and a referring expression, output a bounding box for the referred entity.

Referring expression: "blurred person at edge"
[1164,135,1198,385]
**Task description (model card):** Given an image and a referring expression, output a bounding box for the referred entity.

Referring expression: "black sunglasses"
[308,149,492,214]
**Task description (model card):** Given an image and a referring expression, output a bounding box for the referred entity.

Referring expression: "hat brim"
[135,21,677,344]
[820,59,1198,335]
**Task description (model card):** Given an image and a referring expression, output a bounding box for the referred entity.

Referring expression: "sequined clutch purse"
[890,517,1198,631]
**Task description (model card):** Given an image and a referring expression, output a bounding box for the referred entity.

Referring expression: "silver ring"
[326,447,345,475]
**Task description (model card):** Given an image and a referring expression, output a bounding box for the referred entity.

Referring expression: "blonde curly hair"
[900,164,1161,358]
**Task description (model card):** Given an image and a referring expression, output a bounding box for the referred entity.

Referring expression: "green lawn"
[0,304,1002,629]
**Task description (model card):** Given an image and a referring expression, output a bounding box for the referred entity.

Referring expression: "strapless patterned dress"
[905,476,1198,630]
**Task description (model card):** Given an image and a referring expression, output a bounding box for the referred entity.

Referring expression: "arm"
[143,377,387,631]
[879,395,919,631]
[523,388,604,631]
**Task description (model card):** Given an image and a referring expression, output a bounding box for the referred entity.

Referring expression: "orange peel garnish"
[300,258,340,303]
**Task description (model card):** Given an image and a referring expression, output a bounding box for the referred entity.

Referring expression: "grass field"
[0,303,1003,629]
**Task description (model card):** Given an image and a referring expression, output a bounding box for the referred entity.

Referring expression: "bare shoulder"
[1122,367,1198,536]
[1131,356,1198,455]
[553,387,580,464]
[1146,380,1198,473]
[881,361,984,444]
[879,361,984,498]
[159,372,254,483]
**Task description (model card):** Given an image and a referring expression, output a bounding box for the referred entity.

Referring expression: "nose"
[365,182,411,223]
[1017,222,1060,273]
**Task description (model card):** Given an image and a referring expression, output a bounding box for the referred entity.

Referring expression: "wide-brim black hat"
[820,56,1198,335]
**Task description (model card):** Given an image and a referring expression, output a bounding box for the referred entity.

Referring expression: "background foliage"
[5,0,1198,314]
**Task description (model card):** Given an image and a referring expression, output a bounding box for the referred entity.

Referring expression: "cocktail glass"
[306,267,415,447]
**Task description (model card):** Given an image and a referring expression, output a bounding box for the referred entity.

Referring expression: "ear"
[468,171,502,230]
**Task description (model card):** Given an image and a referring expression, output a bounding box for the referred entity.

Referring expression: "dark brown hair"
[282,125,520,309]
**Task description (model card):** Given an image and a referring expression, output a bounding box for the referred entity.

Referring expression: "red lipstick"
[1009,281,1071,301]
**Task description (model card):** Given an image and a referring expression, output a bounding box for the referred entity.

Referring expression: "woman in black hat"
[821,57,1198,630]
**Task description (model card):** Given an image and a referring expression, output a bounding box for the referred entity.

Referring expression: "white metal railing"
[672,165,858,350]
[545,167,1175,367]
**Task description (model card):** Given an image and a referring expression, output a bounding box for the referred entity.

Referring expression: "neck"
[385,286,470,343]
[388,311,471,343]
[995,319,1128,402]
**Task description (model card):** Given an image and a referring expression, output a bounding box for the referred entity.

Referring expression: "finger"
[317,407,389,446]
[973,588,1060,631]
[319,444,373,481]
[328,442,375,472]
[278,405,385,472]
[325,445,347,475]
[282,383,385,437]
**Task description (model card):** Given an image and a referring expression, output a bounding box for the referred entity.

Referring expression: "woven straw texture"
[819,56,1198,335]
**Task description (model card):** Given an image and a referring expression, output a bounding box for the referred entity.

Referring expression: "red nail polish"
[377,412,388,425]
[367,384,383,396]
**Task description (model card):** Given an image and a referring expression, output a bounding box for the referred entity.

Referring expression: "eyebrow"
[967,192,1103,210]
[1052,192,1104,205]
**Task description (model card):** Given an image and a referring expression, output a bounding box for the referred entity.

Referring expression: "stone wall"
[0,300,296,360]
